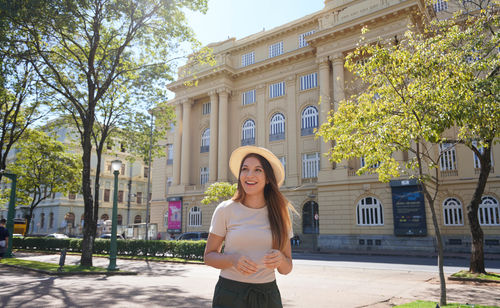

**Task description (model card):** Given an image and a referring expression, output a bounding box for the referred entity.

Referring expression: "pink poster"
[168,200,182,232]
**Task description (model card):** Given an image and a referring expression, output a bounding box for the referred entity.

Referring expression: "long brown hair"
[233,153,292,251]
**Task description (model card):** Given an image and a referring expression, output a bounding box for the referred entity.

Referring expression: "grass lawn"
[0,258,126,274]
[451,270,500,282]
[394,300,499,308]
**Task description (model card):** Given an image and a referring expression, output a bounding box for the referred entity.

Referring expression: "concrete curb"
[0,263,138,276]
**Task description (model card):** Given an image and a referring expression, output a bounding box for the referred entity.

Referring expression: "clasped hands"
[231,250,284,275]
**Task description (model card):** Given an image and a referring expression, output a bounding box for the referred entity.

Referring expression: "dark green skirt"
[212,276,283,308]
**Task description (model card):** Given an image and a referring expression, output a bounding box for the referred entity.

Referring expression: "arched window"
[443,198,463,225]
[357,197,384,226]
[134,215,142,223]
[101,214,109,221]
[117,214,123,226]
[301,106,318,136]
[479,196,499,226]
[189,206,202,227]
[302,201,319,234]
[270,113,285,141]
[201,128,210,152]
[65,212,75,228]
[241,119,255,145]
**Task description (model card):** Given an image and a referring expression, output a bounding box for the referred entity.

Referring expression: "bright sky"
[185,0,325,46]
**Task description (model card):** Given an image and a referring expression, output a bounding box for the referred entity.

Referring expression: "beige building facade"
[151,0,500,253]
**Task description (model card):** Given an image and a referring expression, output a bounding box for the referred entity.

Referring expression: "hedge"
[12,237,206,260]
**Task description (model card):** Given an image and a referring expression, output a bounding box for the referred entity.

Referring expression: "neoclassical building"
[150,0,500,253]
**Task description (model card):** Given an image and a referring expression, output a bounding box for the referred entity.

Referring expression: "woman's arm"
[263,238,293,275]
[204,233,258,275]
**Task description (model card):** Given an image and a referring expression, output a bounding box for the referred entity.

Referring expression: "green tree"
[201,182,237,205]
[317,1,498,305]
[8,0,213,266]
[6,129,81,235]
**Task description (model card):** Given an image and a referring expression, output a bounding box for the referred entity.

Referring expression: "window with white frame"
[188,206,202,227]
[300,72,318,91]
[269,81,285,98]
[302,153,319,179]
[357,197,384,226]
[201,128,210,153]
[299,30,315,48]
[167,144,173,165]
[269,41,283,58]
[242,89,256,105]
[472,141,494,169]
[360,157,380,169]
[433,0,448,13]
[241,120,255,145]
[270,113,285,141]
[241,51,255,67]
[301,106,318,135]
[202,102,211,115]
[279,156,286,175]
[478,196,499,226]
[439,143,457,171]
[443,197,464,225]
[200,167,209,185]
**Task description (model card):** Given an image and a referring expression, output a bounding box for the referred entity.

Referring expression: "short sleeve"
[209,202,227,237]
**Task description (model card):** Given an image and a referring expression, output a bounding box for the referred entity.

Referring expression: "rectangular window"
[136,192,142,204]
[68,193,76,200]
[144,167,149,178]
[472,141,494,169]
[202,102,211,115]
[439,143,457,171]
[300,72,318,91]
[200,167,209,185]
[104,189,110,202]
[299,30,315,48]
[302,153,320,179]
[241,51,255,67]
[433,0,448,13]
[167,144,174,165]
[269,81,285,98]
[118,190,124,203]
[242,89,256,105]
[360,157,380,169]
[120,164,126,176]
[269,41,283,58]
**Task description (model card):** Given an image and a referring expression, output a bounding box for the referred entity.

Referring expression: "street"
[0,252,499,308]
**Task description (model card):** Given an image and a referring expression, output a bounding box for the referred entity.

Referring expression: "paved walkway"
[1,252,498,307]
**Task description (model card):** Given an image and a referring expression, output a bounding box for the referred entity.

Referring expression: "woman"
[204,146,294,308]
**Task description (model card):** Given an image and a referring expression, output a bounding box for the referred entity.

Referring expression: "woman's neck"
[243,194,266,209]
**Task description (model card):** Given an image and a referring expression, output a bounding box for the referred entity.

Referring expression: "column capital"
[329,52,344,64]
[217,87,231,96]
[180,98,194,106]
[316,56,330,66]
[286,75,295,82]
[208,90,217,97]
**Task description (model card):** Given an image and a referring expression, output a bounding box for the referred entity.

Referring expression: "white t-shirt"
[209,199,291,283]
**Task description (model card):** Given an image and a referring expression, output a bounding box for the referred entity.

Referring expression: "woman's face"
[239,156,267,197]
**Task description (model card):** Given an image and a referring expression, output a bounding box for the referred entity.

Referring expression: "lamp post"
[1,171,17,258]
[108,159,122,271]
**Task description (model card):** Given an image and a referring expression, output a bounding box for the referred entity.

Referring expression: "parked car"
[176,232,208,241]
[45,233,69,239]
[100,234,124,240]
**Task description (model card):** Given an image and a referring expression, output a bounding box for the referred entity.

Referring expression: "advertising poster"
[390,180,427,236]
[167,197,182,233]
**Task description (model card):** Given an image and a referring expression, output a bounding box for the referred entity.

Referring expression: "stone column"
[317,56,331,171]
[285,75,299,186]
[330,53,345,111]
[173,103,182,185]
[256,84,266,147]
[208,91,219,183]
[217,88,230,182]
[180,99,193,185]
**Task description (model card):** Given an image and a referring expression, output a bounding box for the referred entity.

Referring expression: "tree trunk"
[427,198,447,307]
[467,145,491,274]
[80,120,95,267]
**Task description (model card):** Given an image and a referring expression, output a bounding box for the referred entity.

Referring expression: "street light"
[108,159,122,271]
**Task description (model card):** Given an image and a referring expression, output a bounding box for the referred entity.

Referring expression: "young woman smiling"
[204,146,295,308]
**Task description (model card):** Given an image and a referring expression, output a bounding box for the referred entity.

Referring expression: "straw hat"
[229,146,285,187]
